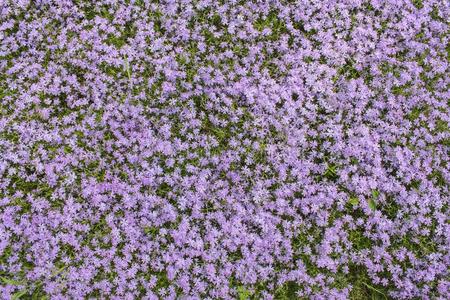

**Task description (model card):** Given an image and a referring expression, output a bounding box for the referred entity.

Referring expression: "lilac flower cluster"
[1,0,449,299]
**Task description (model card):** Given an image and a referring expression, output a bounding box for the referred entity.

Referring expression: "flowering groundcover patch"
[0,0,449,299]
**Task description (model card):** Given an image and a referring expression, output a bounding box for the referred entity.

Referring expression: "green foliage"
[348,196,360,206]
[347,267,389,300]
[1,277,25,285]
[237,286,252,300]
[274,281,302,299]
[324,163,339,181]
[254,10,288,41]
[12,290,28,300]
[368,190,379,211]
[411,0,424,9]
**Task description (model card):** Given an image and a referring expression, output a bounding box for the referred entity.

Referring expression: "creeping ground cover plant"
[0,0,449,299]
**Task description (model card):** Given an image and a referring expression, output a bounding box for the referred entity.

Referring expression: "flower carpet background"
[0,0,449,299]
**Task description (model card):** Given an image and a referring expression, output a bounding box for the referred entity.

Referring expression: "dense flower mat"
[0,0,449,299]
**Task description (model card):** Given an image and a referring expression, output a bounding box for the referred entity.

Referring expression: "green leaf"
[368,198,377,211]
[1,277,23,285]
[362,282,388,300]
[143,226,159,237]
[369,190,379,211]
[12,289,28,300]
[348,197,359,206]
[371,190,380,199]
[237,286,251,300]
[123,56,132,80]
